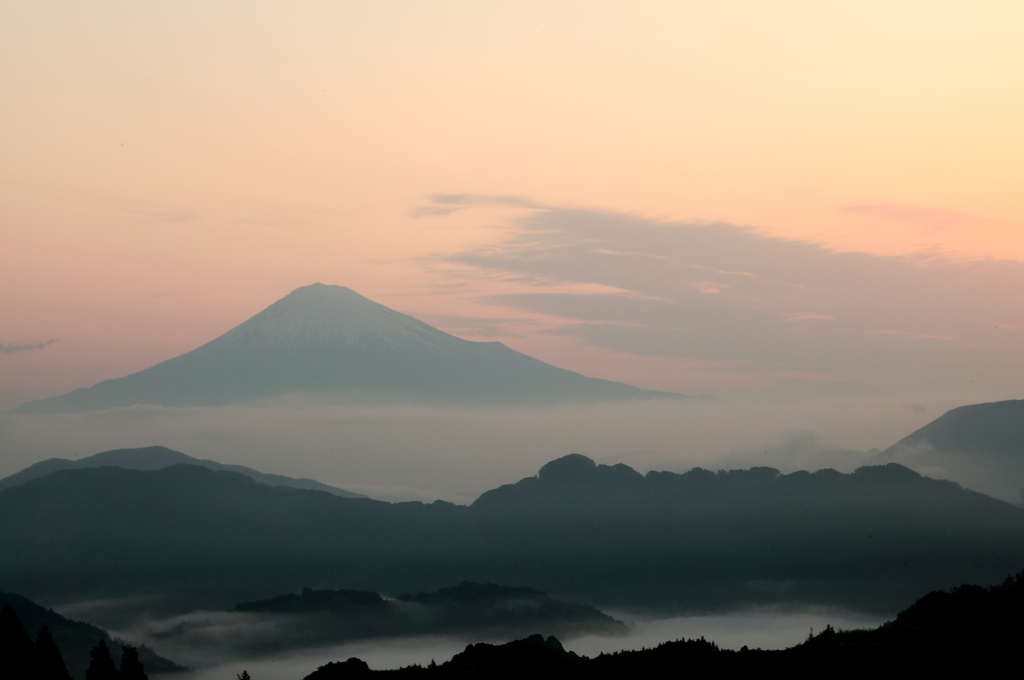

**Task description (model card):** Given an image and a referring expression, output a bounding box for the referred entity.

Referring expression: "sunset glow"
[3,1,1023,411]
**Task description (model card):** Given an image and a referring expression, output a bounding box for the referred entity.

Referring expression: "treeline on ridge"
[0,592,183,679]
[1,604,150,680]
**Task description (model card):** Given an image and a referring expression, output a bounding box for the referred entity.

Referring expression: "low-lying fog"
[123,607,885,679]
[0,391,986,504]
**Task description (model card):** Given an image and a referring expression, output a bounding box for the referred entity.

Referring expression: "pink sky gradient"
[3,2,1023,411]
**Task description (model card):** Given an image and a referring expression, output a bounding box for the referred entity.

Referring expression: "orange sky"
[2,1,1023,409]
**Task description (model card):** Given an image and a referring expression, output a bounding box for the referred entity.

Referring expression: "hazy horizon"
[0,389,997,504]
[4,5,1023,508]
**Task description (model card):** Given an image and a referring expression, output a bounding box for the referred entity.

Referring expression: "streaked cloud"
[431,197,1024,393]
[411,194,545,218]
[1,339,58,354]
[840,203,990,233]
[116,200,200,224]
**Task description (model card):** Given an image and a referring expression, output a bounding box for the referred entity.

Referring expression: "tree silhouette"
[120,645,148,680]
[0,605,36,679]
[85,639,118,680]
[238,671,252,680]
[35,624,72,680]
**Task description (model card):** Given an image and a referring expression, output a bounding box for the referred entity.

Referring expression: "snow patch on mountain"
[206,284,459,353]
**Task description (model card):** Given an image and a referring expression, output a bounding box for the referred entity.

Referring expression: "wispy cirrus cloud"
[840,202,989,233]
[1,339,58,354]
[410,194,545,218]
[422,195,1024,393]
[116,200,200,223]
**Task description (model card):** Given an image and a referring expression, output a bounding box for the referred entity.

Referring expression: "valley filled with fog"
[112,606,884,680]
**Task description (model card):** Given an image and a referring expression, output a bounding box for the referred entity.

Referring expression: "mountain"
[887,399,1024,454]
[0,591,185,679]
[868,399,1024,504]
[0,445,363,497]
[2,457,1022,614]
[11,284,692,413]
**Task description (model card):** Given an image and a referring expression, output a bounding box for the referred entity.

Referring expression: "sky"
[2,2,1023,489]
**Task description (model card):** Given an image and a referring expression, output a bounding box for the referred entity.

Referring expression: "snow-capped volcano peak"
[208,283,456,353]
[12,284,691,413]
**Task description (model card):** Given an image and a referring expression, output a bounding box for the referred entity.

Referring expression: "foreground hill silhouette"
[12,284,690,413]
[303,569,1024,678]
[870,399,1024,503]
[0,592,184,678]
[2,456,1022,612]
[0,445,363,497]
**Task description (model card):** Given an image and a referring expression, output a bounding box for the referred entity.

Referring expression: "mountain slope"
[883,399,1024,455]
[869,399,1024,503]
[0,591,185,678]
[1,457,1022,612]
[0,445,363,497]
[12,284,692,413]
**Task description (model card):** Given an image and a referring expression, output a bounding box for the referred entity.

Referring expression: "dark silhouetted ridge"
[236,588,385,613]
[226,581,623,647]
[0,591,184,679]
[0,445,363,497]
[302,569,1024,677]
[396,582,546,605]
[2,457,1023,611]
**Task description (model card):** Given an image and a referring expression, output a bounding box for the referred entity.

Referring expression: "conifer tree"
[85,639,118,680]
[0,605,36,680]
[119,645,148,680]
[35,624,72,680]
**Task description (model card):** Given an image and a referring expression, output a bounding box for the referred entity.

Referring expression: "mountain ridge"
[2,455,1022,612]
[0,591,185,678]
[0,445,364,497]
[12,284,697,413]
[881,399,1024,457]
[302,569,1024,677]
[867,399,1024,503]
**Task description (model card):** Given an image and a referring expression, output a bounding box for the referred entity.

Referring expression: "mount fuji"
[12,284,692,413]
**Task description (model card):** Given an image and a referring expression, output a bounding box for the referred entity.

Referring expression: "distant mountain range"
[0,445,363,498]
[2,454,1021,613]
[870,399,1024,503]
[11,284,693,413]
